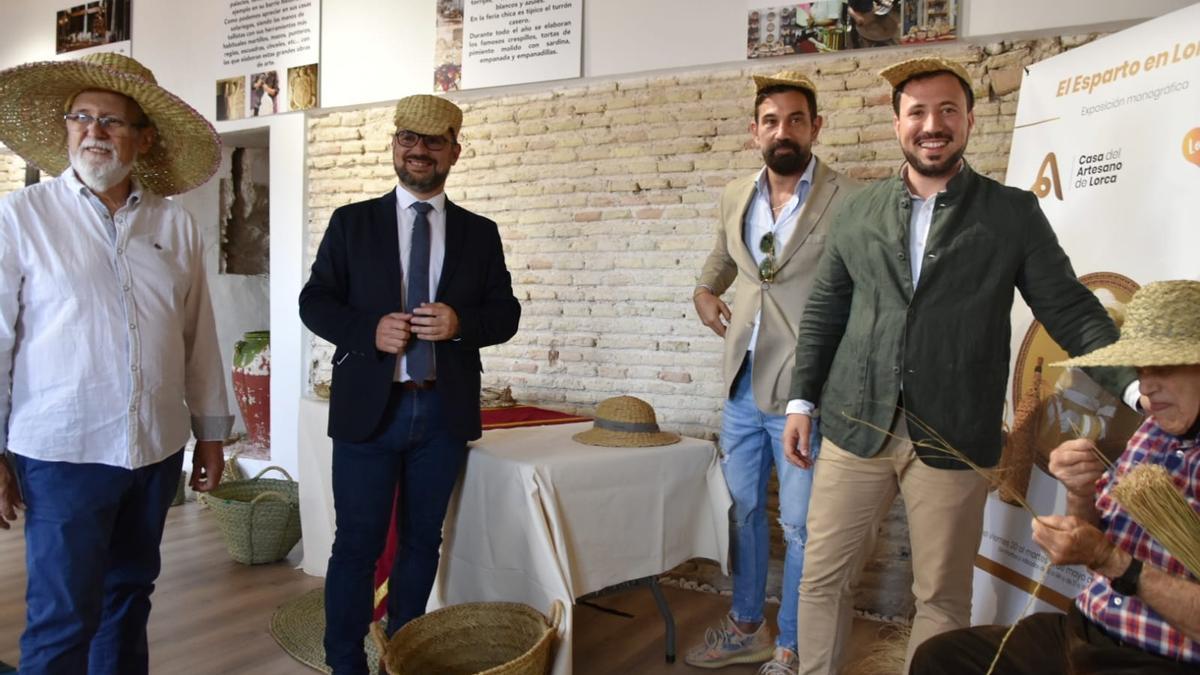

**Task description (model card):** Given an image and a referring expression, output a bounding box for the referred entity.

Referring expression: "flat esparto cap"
[752,69,818,106]
[393,94,463,137]
[879,56,972,90]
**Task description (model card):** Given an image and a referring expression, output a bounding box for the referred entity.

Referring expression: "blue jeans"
[323,386,467,675]
[720,355,820,651]
[10,450,184,675]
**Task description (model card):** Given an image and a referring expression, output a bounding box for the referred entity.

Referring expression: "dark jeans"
[910,605,1200,674]
[323,386,467,675]
[11,450,184,675]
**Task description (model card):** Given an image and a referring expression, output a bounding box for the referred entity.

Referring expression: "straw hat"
[572,396,680,447]
[752,70,818,105]
[1055,280,1200,368]
[392,94,463,137]
[0,53,219,196]
[879,56,972,91]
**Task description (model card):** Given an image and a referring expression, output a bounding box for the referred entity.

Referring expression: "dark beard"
[394,158,450,194]
[762,139,811,176]
[902,135,966,178]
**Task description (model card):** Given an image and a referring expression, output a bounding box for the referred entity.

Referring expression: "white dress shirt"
[0,172,232,469]
[742,157,817,353]
[393,186,447,382]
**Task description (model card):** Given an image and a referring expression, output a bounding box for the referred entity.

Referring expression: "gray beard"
[70,144,133,193]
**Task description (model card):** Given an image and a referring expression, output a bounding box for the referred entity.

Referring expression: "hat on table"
[572,396,680,447]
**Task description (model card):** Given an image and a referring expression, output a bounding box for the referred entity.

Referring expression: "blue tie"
[406,202,434,382]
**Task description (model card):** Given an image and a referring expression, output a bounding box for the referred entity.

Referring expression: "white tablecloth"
[297,397,731,674]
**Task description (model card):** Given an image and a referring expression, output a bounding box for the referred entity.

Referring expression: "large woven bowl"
[205,466,301,565]
[371,601,562,675]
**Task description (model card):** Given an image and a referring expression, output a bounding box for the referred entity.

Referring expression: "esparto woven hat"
[1055,280,1200,368]
[879,56,972,91]
[393,94,463,137]
[0,53,219,196]
[752,69,818,106]
[572,396,680,447]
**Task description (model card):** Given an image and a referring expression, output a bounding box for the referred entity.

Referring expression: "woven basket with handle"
[205,466,301,564]
[371,600,563,675]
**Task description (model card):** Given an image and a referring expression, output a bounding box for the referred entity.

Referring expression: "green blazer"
[789,164,1134,469]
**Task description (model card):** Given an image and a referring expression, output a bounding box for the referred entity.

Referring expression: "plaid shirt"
[1077,417,1200,663]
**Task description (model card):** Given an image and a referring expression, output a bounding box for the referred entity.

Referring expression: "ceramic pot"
[232,330,270,448]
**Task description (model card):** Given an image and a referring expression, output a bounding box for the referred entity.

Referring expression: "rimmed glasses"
[394,129,450,151]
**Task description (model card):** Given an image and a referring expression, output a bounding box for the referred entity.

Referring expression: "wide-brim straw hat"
[0,53,219,196]
[879,56,972,91]
[393,94,463,137]
[752,70,818,106]
[1055,280,1200,368]
[573,395,680,447]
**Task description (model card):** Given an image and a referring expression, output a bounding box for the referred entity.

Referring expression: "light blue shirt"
[743,157,816,353]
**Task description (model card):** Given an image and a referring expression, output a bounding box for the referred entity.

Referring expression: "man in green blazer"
[690,69,856,673]
[781,57,1139,675]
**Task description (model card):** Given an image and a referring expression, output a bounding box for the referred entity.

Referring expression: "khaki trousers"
[796,417,989,675]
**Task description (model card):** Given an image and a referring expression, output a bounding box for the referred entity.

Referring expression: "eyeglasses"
[394,130,451,151]
[63,112,146,134]
[758,232,777,283]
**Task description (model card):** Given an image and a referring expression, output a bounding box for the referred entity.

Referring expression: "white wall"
[0,0,1193,478]
[963,0,1198,38]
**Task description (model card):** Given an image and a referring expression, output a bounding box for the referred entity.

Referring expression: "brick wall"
[306,35,1098,618]
[305,36,1096,433]
[0,151,27,197]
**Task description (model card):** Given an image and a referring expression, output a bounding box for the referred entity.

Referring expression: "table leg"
[648,578,675,663]
[577,575,678,663]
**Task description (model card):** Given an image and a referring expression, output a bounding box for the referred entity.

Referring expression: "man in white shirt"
[0,53,230,675]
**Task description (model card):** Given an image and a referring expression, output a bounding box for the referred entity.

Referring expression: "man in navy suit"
[300,94,521,675]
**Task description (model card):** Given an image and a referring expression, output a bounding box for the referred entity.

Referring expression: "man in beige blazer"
[688,70,857,674]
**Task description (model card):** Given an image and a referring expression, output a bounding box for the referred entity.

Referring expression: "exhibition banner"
[973,2,1200,624]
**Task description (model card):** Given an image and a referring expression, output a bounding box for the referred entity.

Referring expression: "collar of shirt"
[745,156,817,264]
[900,162,963,288]
[392,185,448,382]
[0,173,232,468]
[63,170,144,243]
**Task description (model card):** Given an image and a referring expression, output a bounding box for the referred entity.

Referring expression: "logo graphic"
[1031,152,1063,200]
[1184,128,1200,167]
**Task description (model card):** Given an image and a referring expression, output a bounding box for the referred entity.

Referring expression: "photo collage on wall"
[747,0,956,59]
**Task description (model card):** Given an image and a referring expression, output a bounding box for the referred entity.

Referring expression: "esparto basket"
[371,600,563,675]
[205,465,301,564]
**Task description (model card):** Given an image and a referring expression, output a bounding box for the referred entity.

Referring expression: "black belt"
[394,380,435,392]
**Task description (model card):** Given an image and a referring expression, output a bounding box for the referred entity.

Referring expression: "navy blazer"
[299,191,521,442]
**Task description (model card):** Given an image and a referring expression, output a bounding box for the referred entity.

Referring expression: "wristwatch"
[1110,557,1143,596]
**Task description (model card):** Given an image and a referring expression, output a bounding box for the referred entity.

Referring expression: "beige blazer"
[697,159,857,415]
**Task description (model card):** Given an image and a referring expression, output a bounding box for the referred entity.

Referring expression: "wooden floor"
[0,502,889,674]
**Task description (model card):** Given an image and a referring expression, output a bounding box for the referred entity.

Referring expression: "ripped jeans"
[719,354,820,651]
